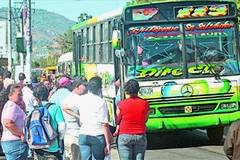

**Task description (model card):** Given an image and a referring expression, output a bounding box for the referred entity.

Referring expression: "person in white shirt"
[64,76,113,160]
[61,78,87,160]
[3,71,14,89]
[22,81,38,115]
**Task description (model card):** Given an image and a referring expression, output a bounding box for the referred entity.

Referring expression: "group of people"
[0,70,150,160]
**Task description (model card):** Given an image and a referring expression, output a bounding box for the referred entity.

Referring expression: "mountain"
[32,9,75,59]
[0,8,75,59]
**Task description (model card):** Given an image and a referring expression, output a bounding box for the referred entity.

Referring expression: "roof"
[72,8,122,31]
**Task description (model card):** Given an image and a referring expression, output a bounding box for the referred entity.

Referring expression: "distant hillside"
[32,9,75,58]
[0,8,75,59]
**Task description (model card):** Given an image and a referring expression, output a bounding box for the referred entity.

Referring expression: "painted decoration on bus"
[128,21,233,35]
[128,64,214,78]
[127,60,239,79]
[175,4,228,19]
[185,21,234,32]
[127,21,233,41]
[132,7,159,21]
[138,78,232,99]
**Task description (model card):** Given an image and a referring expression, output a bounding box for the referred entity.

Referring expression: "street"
[0,128,230,160]
[111,129,228,160]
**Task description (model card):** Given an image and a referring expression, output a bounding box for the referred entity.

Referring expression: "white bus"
[57,52,73,75]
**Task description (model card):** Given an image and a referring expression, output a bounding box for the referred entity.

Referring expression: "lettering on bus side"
[136,64,213,78]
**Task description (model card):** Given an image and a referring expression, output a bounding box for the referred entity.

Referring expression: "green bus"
[72,0,240,143]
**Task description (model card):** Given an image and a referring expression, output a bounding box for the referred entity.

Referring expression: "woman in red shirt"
[116,79,149,160]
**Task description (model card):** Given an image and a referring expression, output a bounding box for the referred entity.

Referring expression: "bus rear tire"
[206,126,224,145]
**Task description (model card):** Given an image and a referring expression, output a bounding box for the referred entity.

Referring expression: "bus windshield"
[125,21,239,79]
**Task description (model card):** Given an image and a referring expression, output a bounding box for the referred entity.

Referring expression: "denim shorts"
[117,134,147,160]
[1,139,28,160]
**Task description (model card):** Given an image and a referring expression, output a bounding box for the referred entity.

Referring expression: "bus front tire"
[206,126,224,145]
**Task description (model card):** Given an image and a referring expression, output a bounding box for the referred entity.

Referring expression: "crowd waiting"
[1,70,240,160]
[0,70,150,160]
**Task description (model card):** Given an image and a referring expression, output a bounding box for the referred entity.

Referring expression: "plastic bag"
[104,155,112,160]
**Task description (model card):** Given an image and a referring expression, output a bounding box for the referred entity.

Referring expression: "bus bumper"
[146,111,240,132]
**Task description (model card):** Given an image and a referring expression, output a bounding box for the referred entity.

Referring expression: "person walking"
[32,85,66,160]
[3,71,14,89]
[76,76,113,160]
[61,78,88,160]
[1,84,28,160]
[18,73,26,89]
[115,79,150,160]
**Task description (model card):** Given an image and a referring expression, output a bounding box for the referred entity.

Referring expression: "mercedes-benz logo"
[181,84,193,97]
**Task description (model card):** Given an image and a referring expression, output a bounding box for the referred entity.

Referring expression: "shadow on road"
[147,129,224,150]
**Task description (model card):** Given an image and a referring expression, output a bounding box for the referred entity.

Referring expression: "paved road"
[111,129,228,160]
[0,129,229,160]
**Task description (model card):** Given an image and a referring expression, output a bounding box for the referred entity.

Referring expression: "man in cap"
[49,75,72,107]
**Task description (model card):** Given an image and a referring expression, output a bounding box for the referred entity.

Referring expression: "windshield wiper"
[202,57,221,80]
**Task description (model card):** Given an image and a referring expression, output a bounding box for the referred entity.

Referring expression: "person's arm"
[223,122,236,160]
[113,107,121,136]
[99,101,113,155]
[102,123,113,155]
[3,119,24,140]
[55,105,66,139]
[61,94,80,119]
[144,102,150,123]
[62,105,80,119]
[2,103,24,140]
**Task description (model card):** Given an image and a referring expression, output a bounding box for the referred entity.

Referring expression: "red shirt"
[118,96,149,135]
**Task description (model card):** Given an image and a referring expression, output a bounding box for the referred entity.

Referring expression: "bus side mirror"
[112,30,121,50]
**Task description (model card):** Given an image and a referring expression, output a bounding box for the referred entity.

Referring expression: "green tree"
[78,13,92,22]
[55,29,73,54]
[34,54,58,68]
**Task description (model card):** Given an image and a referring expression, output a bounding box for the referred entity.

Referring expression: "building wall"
[0,20,7,58]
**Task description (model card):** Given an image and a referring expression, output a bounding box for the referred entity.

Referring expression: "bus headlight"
[220,103,237,110]
[139,87,153,96]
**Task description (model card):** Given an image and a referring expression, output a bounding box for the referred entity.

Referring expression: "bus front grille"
[158,104,217,115]
[146,93,234,104]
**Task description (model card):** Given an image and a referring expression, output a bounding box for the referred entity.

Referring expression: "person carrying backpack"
[27,84,66,160]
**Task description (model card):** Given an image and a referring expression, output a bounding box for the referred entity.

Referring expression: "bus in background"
[57,52,73,76]
[44,66,57,75]
[72,0,240,143]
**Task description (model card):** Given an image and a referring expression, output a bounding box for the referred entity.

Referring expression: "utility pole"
[7,0,12,72]
[22,0,32,81]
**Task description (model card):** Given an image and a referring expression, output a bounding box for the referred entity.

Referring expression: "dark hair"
[19,73,26,81]
[87,76,102,95]
[71,77,88,91]
[0,81,3,91]
[33,85,49,101]
[31,75,38,83]
[8,84,21,96]
[124,79,139,95]
[4,71,11,78]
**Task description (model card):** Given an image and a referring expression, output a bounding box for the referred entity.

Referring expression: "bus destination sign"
[175,4,229,19]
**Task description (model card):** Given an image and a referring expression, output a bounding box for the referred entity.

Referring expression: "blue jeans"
[79,134,106,160]
[117,134,147,160]
[1,140,28,160]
